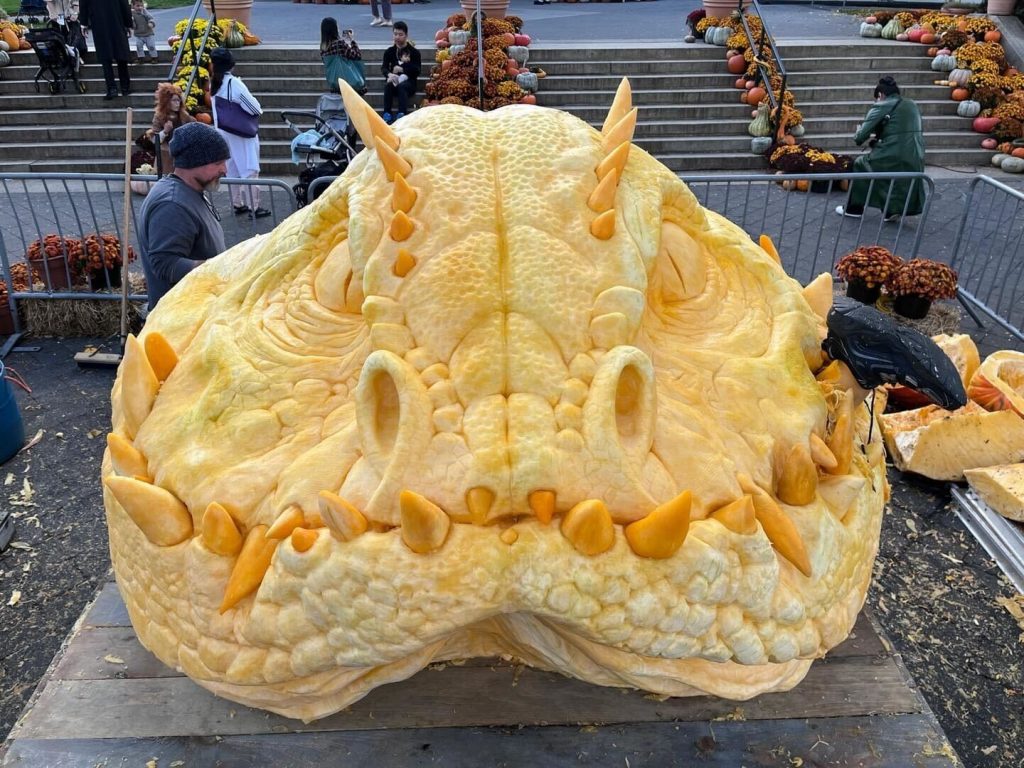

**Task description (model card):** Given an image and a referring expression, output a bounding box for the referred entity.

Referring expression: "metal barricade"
[949,175,1024,343]
[0,174,296,335]
[678,172,934,286]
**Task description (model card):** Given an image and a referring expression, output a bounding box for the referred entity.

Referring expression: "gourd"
[957,100,981,118]
[1001,156,1024,173]
[748,102,772,137]
[881,18,903,39]
[508,45,529,65]
[968,351,1024,415]
[750,136,773,154]
[448,30,470,46]
[948,69,972,86]
[860,22,882,38]
[931,54,956,72]
[516,72,538,93]
[224,21,245,49]
[973,116,999,133]
[896,33,909,42]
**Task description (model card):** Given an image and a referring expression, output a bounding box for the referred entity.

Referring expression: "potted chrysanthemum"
[885,259,958,319]
[835,246,904,305]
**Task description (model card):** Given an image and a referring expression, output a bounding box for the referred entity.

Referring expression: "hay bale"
[19,297,146,337]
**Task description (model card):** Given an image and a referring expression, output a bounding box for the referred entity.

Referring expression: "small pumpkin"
[0,49,8,66]
[709,27,731,46]
[926,46,939,56]
[860,22,883,38]
[907,25,925,43]
[1013,148,1024,159]
[728,54,746,74]
[501,32,516,47]
[984,30,1001,43]
[1,28,19,50]
[896,33,909,42]
[735,77,747,89]
[982,138,999,149]
[957,100,981,118]
[948,69,972,86]
[519,94,536,106]
[449,44,465,55]
[795,179,810,192]
[750,137,773,154]
[973,116,999,133]
[951,88,970,102]
[880,18,903,39]
[18,38,30,51]
[515,71,538,93]
[0,39,9,52]
[931,54,956,72]
[435,29,448,42]
[790,123,805,138]
[448,30,469,46]
[865,15,877,23]
[508,45,529,65]
[920,33,937,45]
[999,142,1014,153]
[195,112,213,124]
[747,86,766,104]
[1003,156,1024,173]
[991,153,1009,167]
[513,33,531,46]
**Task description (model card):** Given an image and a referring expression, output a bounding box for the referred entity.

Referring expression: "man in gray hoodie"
[138,123,228,311]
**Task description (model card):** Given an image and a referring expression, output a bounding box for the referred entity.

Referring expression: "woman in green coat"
[837,77,926,221]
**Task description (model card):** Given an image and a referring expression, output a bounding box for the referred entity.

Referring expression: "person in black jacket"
[80,0,132,100]
[381,21,420,124]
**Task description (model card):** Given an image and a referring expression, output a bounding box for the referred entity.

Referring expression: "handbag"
[215,80,259,139]
[323,54,366,94]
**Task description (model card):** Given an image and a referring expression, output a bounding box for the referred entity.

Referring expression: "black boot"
[117,60,131,97]
[104,88,118,101]
[101,60,117,100]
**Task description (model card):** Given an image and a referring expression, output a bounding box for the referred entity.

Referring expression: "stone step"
[785,69,944,87]
[782,55,932,73]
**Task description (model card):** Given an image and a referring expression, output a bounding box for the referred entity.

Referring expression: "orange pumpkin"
[1012,148,1024,159]
[920,33,937,45]
[195,112,213,124]
[747,87,766,104]
[927,47,939,57]
[1,28,18,50]
[19,38,30,50]
[998,142,1014,153]
[968,352,1024,417]
[951,88,969,102]
[519,94,536,105]
[984,30,1001,43]
[795,180,810,192]
[735,77,747,89]
[727,55,746,75]
[501,32,515,46]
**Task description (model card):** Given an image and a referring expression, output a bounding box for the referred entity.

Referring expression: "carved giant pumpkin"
[103,80,888,721]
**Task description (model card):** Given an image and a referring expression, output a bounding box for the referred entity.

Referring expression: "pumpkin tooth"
[596,141,630,182]
[339,79,375,149]
[590,209,616,240]
[710,495,757,535]
[739,474,812,577]
[624,490,691,559]
[809,433,839,471]
[587,168,618,214]
[290,527,318,553]
[561,499,615,556]
[601,77,633,135]
[266,505,305,539]
[377,140,412,182]
[758,234,781,265]
[827,392,854,476]
[318,491,368,542]
[399,490,451,554]
[776,443,818,506]
[104,475,192,547]
[601,107,637,154]
[106,433,149,480]
[390,210,414,242]
[394,248,417,277]
[120,334,160,439]
[500,528,518,545]
[365,105,401,152]
[219,525,278,613]
[466,486,495,525]
[392,172,417,213]
[143,332,178,382]
[202,502,242,556]
[817,475,866,520]
[528,489,556,525]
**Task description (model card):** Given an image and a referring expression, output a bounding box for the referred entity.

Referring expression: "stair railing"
[738,0,789,136]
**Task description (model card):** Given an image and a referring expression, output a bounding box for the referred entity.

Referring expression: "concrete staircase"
[0,40,988,176]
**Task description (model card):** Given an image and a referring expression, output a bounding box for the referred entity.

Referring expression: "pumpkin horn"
[602,78,633,135]
[365,104,401,152]
[104,475,192,547]
[601,107,637,154]
[339,78,376,149]
[121,334,160,439]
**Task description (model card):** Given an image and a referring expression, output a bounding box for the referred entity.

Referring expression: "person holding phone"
[320,17,365,94]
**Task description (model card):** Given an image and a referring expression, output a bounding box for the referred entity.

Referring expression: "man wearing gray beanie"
[138,123,230,310]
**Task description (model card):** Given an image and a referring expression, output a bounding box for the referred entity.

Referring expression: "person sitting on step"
[380,21,420,125]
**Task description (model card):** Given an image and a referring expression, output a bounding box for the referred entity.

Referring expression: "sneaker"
[233,204,251,215]
[370,16,384,26]
[835,205,861,219]
[382,111,392,124]
[884,213,901,223]
[382,19,393,26]
[394,112,405,122]
[253,207,272,219]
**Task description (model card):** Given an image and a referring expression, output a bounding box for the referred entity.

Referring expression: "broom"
[75,107,134,369]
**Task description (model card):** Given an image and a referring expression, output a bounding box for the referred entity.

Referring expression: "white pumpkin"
[1001,156,1024,173]
[931,55,956,72]
[948,68,972,86]
[957,100,981,118]
[860,22,883,37]
[992,153,1010,167]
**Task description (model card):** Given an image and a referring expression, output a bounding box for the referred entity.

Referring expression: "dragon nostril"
[369,368,400,458]
[615,364,645,439]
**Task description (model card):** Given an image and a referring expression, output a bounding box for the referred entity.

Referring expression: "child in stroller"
[282,93,358,208]
[26,21,85,94]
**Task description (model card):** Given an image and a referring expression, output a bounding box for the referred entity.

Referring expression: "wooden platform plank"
[17,650,923,741]
[80,582,130,628]
[1,714,960,768]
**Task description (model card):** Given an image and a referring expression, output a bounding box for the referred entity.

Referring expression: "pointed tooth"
[809,433,838,471]
[392,172,417,213]
[394,248,417,277]
[339,79,375,149]
[625,490,691,559]
[366,104,401,151]
[466,486,494,525]
[120,334,159,439]
[291,527,319,553]
[104,475,192,546]
[561,499,615,556]
[739,474,812,577]
[390,210,414,241]
[776,443,818,506]
[500,528,519,545]
[587,168,618,214]
[710,495,757,535]
[377,140,412,182]
[220,525,278,613]
[827,392,854,476]
[866,441,885,470]
[758,234,781,265]
[591,209,616,240]
[399,490,451,554]
[596,141,630,182]
[318,490,368,542]
[202,502,242,556]
[143,332,178,382]
[528,489,555,525]
[601,77,633,135]
[817,475,866,520]
[802,273,833,321]
[106,433,149,479]
[266,505,305,539]
[601,107,637,154]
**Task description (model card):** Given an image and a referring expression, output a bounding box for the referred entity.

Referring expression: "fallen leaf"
[7,590,21,607]
[103,655,126,665]
[8,542,33,552]
[905,519,917,534]
[87,429,102,439]
[146,760,158,768]
[3,473,12,486]
[982,746,997,756]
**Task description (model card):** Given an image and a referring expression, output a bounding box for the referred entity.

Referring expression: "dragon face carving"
[103,81,887,720]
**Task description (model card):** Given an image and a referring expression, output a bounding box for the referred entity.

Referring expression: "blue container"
[0,361,25,465]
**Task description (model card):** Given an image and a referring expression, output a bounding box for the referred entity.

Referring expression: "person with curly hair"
[149,82,195,174]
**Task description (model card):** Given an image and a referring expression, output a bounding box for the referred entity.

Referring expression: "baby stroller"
[282,93,358,208]
[26,25,85,94]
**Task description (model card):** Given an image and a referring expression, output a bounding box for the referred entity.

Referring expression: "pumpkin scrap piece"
[964,463,1024,522]
[968,350,1024,417]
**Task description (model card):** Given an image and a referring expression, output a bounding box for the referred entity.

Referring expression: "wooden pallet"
[1,579,961,767]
